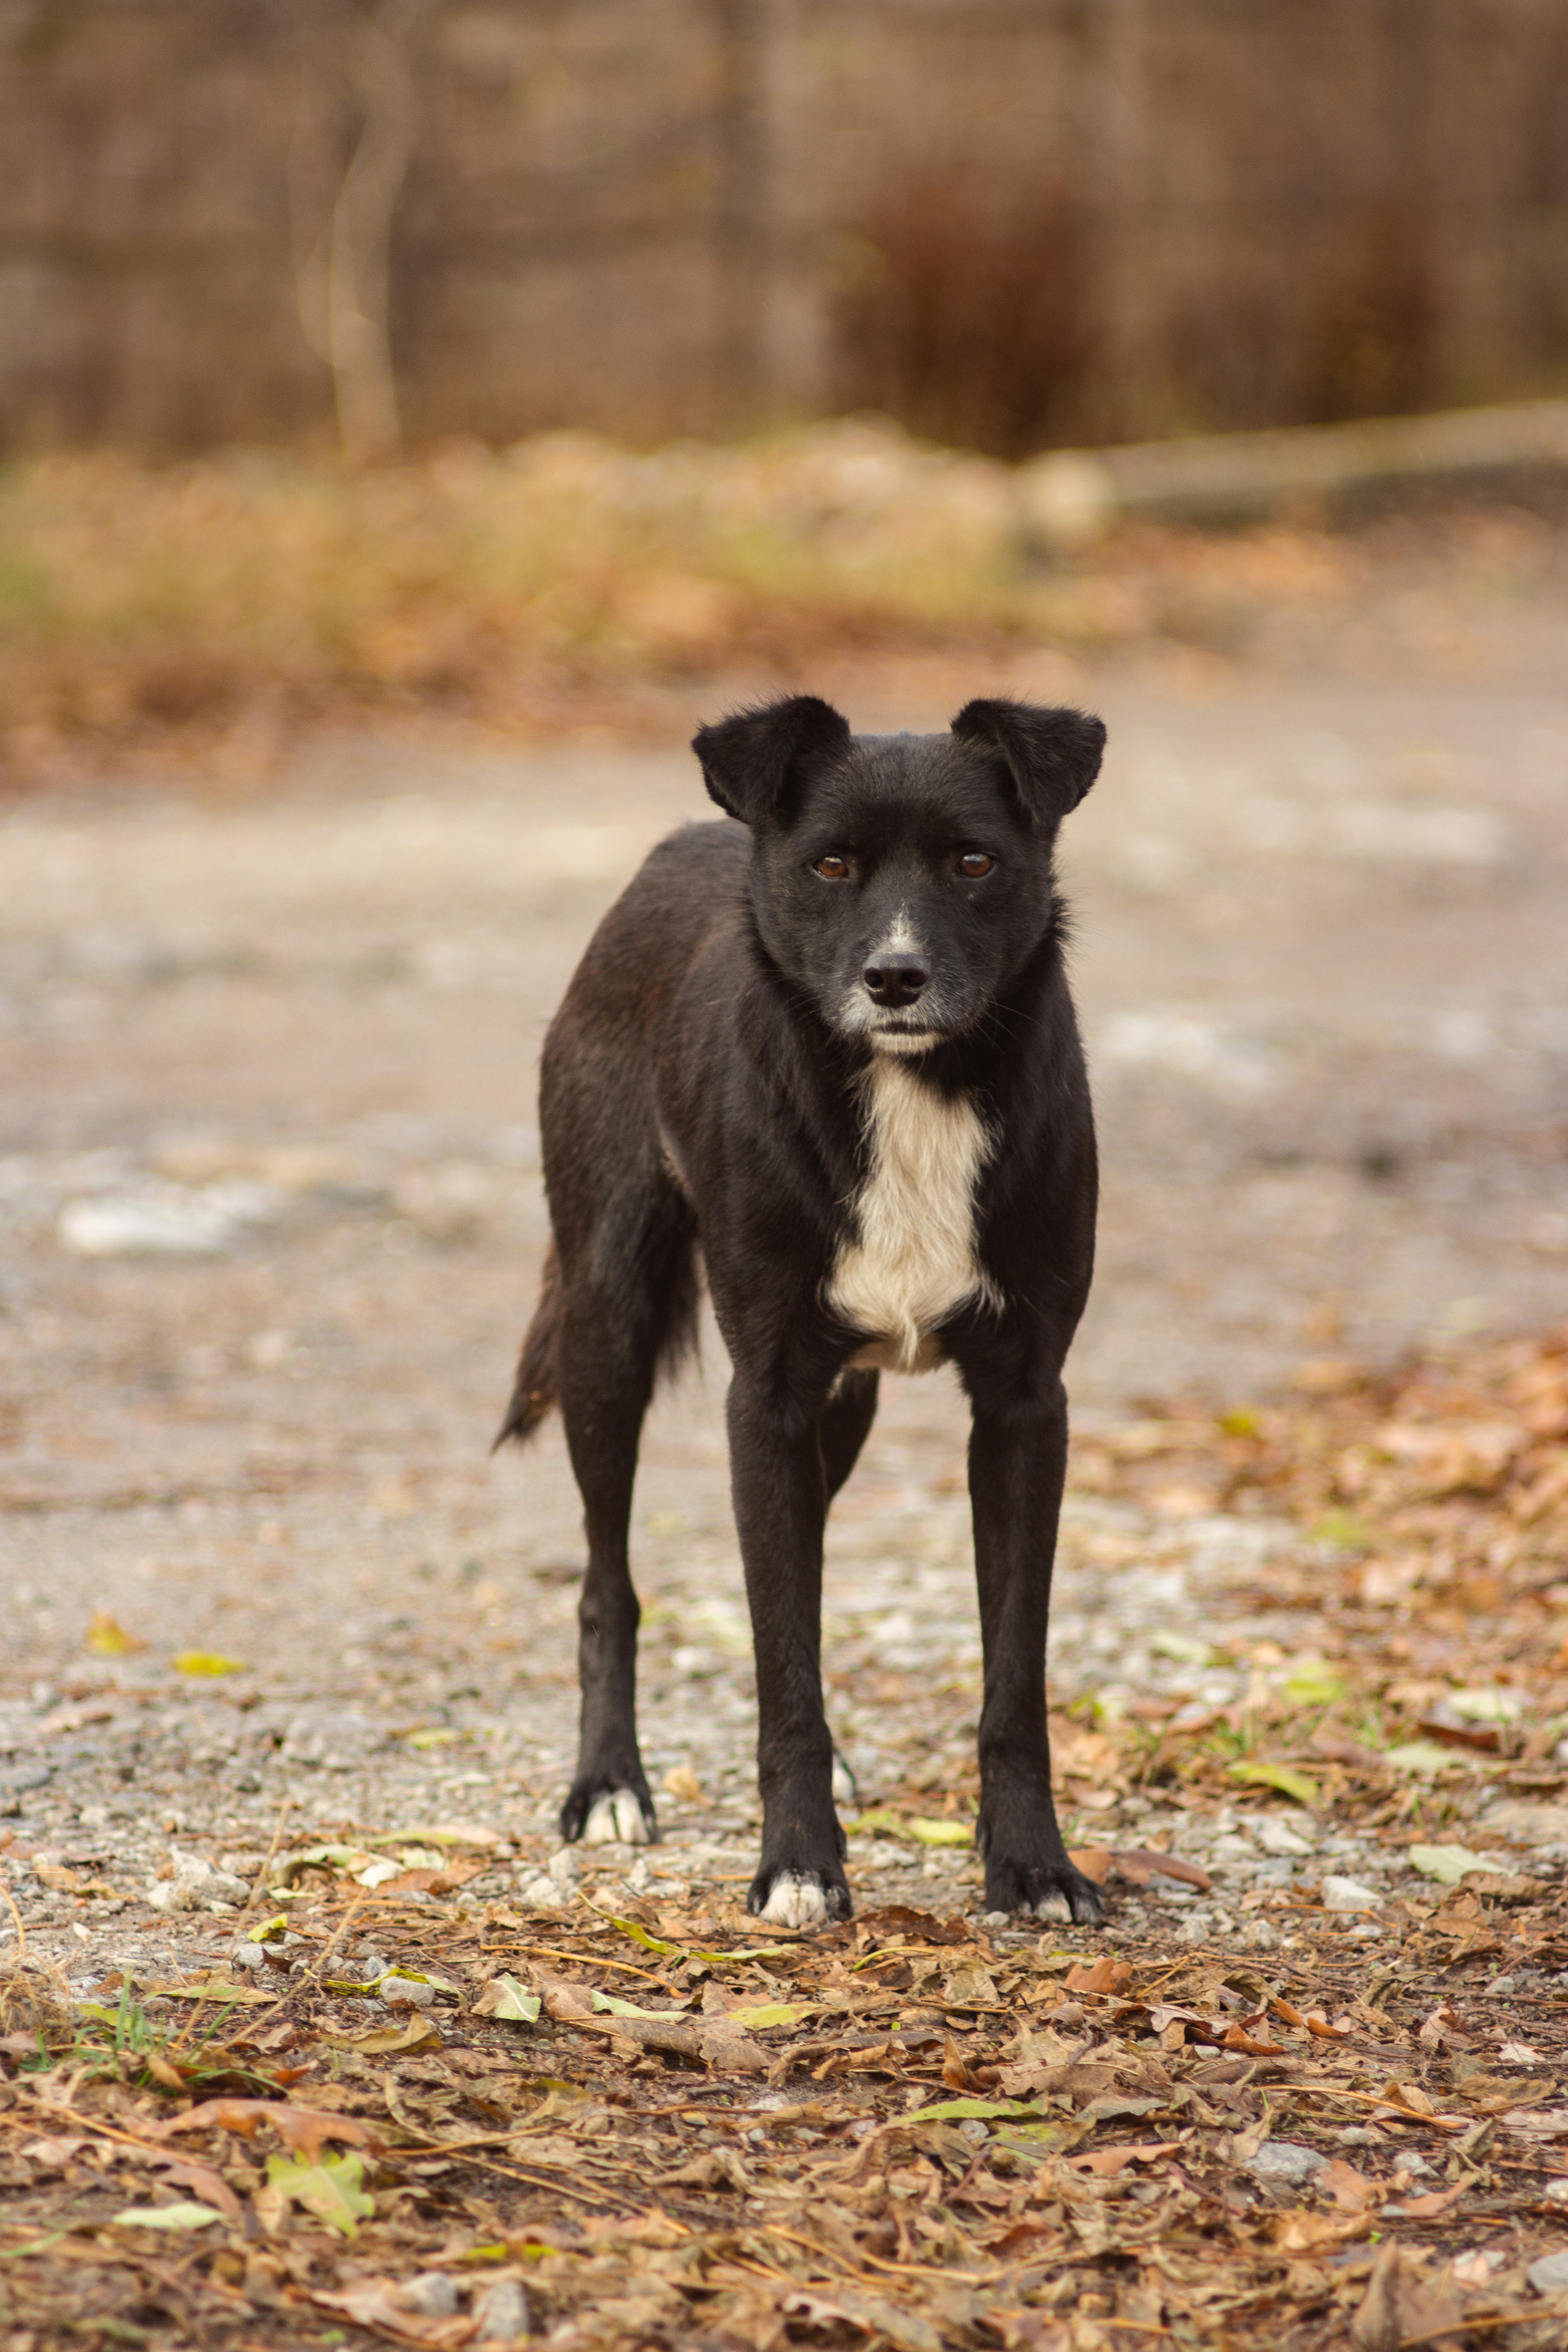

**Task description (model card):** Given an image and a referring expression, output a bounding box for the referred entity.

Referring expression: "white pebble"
[1320,1875,1382,1913]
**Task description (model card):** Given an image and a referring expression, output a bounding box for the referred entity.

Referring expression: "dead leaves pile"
[5,1325,1568,2347]
[5,1874,1568,2352]
[1061,1328,1568,1824]
[1077,1326,1568,1641]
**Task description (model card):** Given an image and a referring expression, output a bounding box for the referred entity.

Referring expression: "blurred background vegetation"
[7,0,1567,456]
[1,0,1566,773]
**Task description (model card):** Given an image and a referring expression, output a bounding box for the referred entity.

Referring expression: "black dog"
[499,694,1106,1927]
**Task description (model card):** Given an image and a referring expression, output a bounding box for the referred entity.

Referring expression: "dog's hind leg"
[556,1189,697,1849]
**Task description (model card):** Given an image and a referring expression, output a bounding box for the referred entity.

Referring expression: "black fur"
[501,694,1107,1926]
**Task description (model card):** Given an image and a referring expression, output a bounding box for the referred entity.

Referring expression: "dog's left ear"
[951,698,1106,825]
[693,695,852,828]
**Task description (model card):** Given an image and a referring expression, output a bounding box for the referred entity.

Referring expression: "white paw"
[1031,1890,1074,1923]
[756,1870,829,1928]
[581,1788,650,1846]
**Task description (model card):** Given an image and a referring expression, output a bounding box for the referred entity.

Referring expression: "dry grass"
[0,426,1035,779]
[0,1956,72,2047]
[2,426,1564,786]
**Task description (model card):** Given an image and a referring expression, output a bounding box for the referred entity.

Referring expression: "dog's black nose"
[863,952,929,1008]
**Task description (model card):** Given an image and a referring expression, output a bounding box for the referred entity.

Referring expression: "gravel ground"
[2,671,1567,1987]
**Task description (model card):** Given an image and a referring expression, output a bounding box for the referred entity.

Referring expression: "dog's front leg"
[969,1379,1103,1925]
[728,1379,850,1926]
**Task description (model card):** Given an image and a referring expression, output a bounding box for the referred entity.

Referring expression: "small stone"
[399,2273,459,2318]
[1320,1875,1382,1913]
[57,1184,279,1259]
[546,1847,579,1886]
[1528,2249,1568,2295]
[1481,1801,1568,1847]
[382,1976,436,2008]
[1247,2140,1328,2185]
[279,1706,380,1772]
[977,1911,1011,1932]
[1255,1816,1314,1858]
[150,1849,252,1913]
[512,1870,561,1911]
[473,2276,531,2342]
[231,1942,266,1971]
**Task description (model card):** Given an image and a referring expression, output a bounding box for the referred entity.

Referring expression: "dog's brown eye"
[957,851,994,878]
[814,853,850,880]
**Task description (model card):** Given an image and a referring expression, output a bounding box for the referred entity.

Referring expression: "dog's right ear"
[692,696,851,827]
[951,697,1106,825]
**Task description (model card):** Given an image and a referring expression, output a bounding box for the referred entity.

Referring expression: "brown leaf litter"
[6,1328,1568,2347]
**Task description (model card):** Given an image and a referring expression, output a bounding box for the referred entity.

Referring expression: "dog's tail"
[493,1244,562,1449]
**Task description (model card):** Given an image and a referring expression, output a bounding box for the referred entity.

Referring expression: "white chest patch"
[827,1059,995,1373]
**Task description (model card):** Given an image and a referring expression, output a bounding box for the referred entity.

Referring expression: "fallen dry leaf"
[1350,2241,1467,2352]
[1270,2209,1373,2253]
[1271,1995,1351,2038]
[306,2281,471,2347]
[1386,2181,1470,2220]
[1220,2021,1285,2056]
[154,2099,380,2160]
[20,2137,87,2171]
[15,1314,1568,2352]
[1317,2157,1383,2210]
[147,2155,243,2220]
[1066,2141,1176,2175]
[1372,2080,1467,2133]
[1063,1958,1133,1998]
[85,1610,146,1656]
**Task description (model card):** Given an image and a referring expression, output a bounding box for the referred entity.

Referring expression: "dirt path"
[2,675,1566,1975]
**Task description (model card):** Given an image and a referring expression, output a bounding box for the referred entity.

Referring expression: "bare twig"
[482,1939,676,1986]
[0,1880,26,1963]
[325,0,430,460]
[236,1795,296,1928]
[312,1896,368,1975]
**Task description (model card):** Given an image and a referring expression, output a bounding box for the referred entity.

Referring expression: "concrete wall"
[1,0,1564,456]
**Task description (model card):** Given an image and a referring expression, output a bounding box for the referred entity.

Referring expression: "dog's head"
[693,694,1104,1052]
